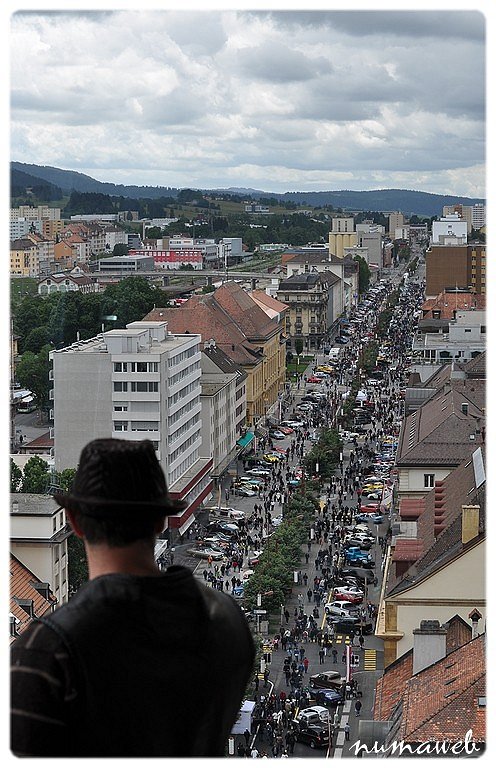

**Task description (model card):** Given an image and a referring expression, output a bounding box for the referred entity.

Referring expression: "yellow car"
[316,365,335,374]
[262,453,280,463]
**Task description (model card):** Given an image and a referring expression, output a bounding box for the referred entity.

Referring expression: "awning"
[255,426,268,438]
[237,431,255,449]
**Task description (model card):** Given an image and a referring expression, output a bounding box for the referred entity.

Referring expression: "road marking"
[363,649,377,670]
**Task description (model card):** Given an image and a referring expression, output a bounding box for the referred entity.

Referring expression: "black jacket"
[11,566,255,757]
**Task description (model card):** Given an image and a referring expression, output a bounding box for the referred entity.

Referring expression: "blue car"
[314,688,345,708]
[355,513,383,524]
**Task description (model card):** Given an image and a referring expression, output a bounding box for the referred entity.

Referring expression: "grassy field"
[286,356,314,380]
[11,277,38,304]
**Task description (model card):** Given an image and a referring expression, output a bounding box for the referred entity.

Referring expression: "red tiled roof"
[392,540,424,562]
[22,432,54,449]
[374,615,473,723]
[397,634,485,743]
[10,554,57,643]
[422,291,485,319]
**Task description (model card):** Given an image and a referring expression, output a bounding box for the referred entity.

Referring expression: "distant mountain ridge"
[11,162,485,217]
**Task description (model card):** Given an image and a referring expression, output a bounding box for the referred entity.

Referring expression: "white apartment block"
[471,204,486,230]
[11,494,71,605]
[388,211,404,234]
[432,215,467,245]
[11,206,61,221]
[10,218,42,240]
[50,321,213,538]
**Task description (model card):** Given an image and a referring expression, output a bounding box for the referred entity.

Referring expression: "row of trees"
[303,427,342,481]
[243,490,319,614]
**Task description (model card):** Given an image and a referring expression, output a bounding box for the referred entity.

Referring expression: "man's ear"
[66,508,84,538]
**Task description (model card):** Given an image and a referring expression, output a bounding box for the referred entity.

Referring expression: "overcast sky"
[9,4,489,197]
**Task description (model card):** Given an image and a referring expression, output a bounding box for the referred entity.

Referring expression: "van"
[328,348,341,362]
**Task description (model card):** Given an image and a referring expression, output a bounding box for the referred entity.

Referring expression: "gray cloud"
[9,8,486,197]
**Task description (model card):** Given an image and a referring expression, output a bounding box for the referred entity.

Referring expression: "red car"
[277,426,294,435]
[307,376,322,383]
[333,591,363,604]
[360,503,381,513]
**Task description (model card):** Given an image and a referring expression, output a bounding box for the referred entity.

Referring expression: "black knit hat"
[53,438,186,518]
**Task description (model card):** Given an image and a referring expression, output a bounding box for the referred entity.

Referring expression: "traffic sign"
[254,609,267,615]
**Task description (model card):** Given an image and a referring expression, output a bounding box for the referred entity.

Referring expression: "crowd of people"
[196,271,426,756]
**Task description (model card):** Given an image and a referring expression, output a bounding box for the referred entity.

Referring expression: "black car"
[328,617,373,635]
[340,568,376,584]
[294,724,330,749]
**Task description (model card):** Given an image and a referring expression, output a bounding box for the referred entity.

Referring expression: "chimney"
[461,505,480,544]
[412,620,447,675]
[469,609,483,639]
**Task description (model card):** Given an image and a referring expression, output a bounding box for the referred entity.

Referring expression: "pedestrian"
[344,722,350,741]
[244,728,251,747]
[11,438,255,757]
[355,699,362,717]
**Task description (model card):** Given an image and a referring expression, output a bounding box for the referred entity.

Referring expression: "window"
[114,362,128,372]
[424,474,435,488]
[130,381,158,392]
[113,382,128,392]
[113,404,128,412]
[481,326,486,334]
[113,422,128,432]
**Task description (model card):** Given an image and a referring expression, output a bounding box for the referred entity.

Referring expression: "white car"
[296,706,329,726]
[246,468,272,477]
[205,506,245,520]
[324,601,358,617]
[271,515,283,527]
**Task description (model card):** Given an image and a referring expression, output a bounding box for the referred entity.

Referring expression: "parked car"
[235,484,257,497]
[360,503,381,514]
[333,590,364,604]
[294,724,330,749]
[245,468,272,478]
[327,616,373,635]
[207,520,239,534]
[295,706,329,726]
[339,568,376,584]
[269,429,286,440]
[187,547,224,560]
[205,506,245,520]
[276,426,294,435]
[314,688,346,708]
[307,375,323,384]
[324,600,358,616]
[309,670,346,690]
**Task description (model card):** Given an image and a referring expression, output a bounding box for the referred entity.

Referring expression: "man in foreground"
[11,438,255,757]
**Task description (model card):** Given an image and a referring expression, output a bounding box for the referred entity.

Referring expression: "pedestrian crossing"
[363,649,377,670]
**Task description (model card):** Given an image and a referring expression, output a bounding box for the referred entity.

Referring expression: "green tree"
[353,255,371,294]
[21,455,50,494]
[11,459,22,493]
[58,467,77,492]
[16,344,51,411]
[22,325,49,354]
[113,243,129,257]
[294,339,304,356]
[102,276,166,327]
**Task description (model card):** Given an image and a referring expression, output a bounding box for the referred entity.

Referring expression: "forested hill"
[11,161,485,217]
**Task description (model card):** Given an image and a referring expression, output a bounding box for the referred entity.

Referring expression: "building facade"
[50,321,212,539]
[425,243,486,296]
[11,494,71,606]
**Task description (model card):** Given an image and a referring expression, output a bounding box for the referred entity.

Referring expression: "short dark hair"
[70,504,165,547]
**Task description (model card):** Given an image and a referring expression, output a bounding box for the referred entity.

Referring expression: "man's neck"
[85,540,162,579]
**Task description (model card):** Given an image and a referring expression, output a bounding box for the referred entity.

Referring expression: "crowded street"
[174,264,426,757]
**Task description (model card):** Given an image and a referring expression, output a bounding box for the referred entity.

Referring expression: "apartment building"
[200,372,238,480]
[277,272,336,351]
[388,211,404,235]
[10,238,40,277]
[11,205,61,221]
[425,243,486,296]
[50,321,212,540]
[11,494,71,606]
[432,214,467,245]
